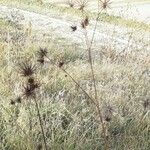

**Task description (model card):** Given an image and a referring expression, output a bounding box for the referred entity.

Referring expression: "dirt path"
[46,0,150,23]
[0,5,149,51]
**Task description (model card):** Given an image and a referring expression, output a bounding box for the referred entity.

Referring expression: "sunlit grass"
[0,1,150,149]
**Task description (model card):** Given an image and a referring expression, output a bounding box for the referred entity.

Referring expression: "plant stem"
[33,98,48,150]
[84,1,109,149]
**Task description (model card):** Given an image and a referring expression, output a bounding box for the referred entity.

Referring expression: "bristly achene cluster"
[37,47,48,65]
[14,53,48,150]
[14,61,40,102]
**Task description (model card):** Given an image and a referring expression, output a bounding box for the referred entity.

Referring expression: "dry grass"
[0,1,150,150]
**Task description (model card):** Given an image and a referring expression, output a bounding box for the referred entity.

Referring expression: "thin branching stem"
[33,97,48,150]
[45,56,96,105]
[84,1,109,149]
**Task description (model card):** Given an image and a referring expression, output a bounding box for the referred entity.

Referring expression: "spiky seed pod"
[37,58,45,64]
[84,16,89,26]
[28,77,40,89]
[103,105,114,122]
[38,47,48,58]
[71,26,77,32]
[30,82,40,90]
[23,84,36,99]
[81,16,89,28]
[99,0,111,10]
[10,100,15,105]
[67,0,74,8]
[19,61,36,77]
[143,99,150,110]
[28,77,35,85]
[58,61,64,68]
[16,97,22,103]
[78,0,88,11]
[37,143,43,150]
[37,47,48,64]
[105,116,112,122]
[22,77,40,99]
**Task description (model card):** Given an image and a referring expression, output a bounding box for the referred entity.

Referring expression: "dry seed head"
[99,0,111,10]
[16,97,22,103]
[67,0,75,8]
[38,47,48,58]
[28,77,35,85]
[23,84,35,99]
[143,98,150,110]
[10,99,15,105]
[19,61,36,77]
[37,58,45,64]
[37,47,48,64]
[58,61,65,68]
[77,0,88,11]
[103,105,114,122]
[70,26,77,32]
[22,80,40,99]
[81,16,89,28]
[36,143,43,150]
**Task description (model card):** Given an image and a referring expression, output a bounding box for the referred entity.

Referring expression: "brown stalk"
[33,97,48,150]
[83,1,109,149]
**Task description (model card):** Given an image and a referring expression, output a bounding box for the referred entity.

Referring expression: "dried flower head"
[58,61,65,68]
[81,16,89,28]
[37,58,45,64]
[19,61,36,77]
[77,0,88,11]
[28,77,35,84]
[38,47,48,58]
[67,0,74,8]
[22,79,40,99]
[143,98,150,110]
[37,47,48,64]
[27,77,40,90]
[37,143,43,150]
[103,105,114,122]
[23,84,35,99]
[16,97,22,103]
[99,0,111,10]
[71,26,77,32]
[10,99,15,105]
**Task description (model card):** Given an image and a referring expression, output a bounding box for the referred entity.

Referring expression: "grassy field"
[0,1,150,150]
[1,0,150,31]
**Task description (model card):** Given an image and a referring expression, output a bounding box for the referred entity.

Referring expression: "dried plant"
[77,0,88,11]
[16,97,22,103]
[37,47,48,65]
[19,61,36,77]
[67,0,75,8]
[10,99,15,105]
[81,16,89,28]
[99,0,111,10]
[71,25,77,31]
[103,105,114,122]
[58,61,65,68]
[38,47,48,58]
[143,98,150,110]
[22,85,34,99]
[17,60,48,150]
